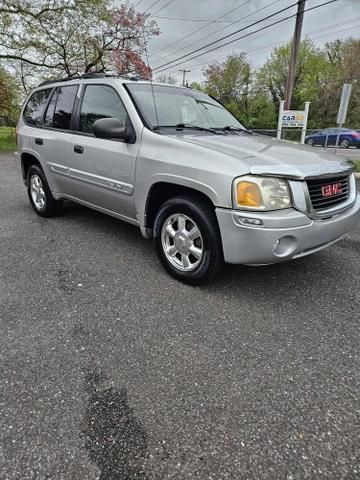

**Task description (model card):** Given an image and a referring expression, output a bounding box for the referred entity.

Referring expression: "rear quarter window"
[23,89,52,126]
[44,85,78,130]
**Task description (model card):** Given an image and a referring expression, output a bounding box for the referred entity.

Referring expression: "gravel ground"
[0,152,359,480]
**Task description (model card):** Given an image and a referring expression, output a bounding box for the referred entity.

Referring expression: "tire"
[307,138,315,147]
[27,165,62,217]
[153,195,223,285]
[340,139,350,149]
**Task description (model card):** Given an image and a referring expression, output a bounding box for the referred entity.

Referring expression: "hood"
[171,132,353,179]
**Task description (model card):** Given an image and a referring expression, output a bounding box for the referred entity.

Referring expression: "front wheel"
[153,195,223,285]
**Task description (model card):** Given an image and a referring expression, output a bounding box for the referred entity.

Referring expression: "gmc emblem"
[321,183,343,197]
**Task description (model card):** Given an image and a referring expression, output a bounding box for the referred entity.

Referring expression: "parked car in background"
[305,128,360,148]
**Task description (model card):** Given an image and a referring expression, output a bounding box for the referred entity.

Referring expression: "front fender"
[135,173,221,228]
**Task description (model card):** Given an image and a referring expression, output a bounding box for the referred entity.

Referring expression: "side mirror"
[93,117,131,141]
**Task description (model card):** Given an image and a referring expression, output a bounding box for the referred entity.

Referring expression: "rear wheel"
[340,139,350,149]
[307,138,315,146]
[153,195,223,284]
[27,165,62,217]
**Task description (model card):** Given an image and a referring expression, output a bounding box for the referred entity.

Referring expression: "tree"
[156,74,177,85]
[255,39,329,108]
[203,53,251,124]
[0,68,19,124]
[0,0,159,90]
[321,38,360,128]
[190,81,203,91]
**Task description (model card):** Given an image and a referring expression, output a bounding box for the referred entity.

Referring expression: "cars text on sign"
[281,110,305,128]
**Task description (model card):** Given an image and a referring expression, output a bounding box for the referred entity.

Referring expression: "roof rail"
[37,72,139,87]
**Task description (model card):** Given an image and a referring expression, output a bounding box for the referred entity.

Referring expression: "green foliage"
[0,69,20,124]
[349,160,360,172]
[202,38,360,130]
[203,53,251,124]
[0,127,16,150]
[190,81,203,91]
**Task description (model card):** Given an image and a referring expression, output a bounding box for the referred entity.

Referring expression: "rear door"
[20,87,53,171]
[41,84,79,196]
[69,83,138,221]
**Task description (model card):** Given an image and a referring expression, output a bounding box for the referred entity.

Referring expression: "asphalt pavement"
[0,152,359,480]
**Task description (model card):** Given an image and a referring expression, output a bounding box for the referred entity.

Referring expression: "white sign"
[337,83,352,125]
[277,101,310,144]
[281,110,306,128]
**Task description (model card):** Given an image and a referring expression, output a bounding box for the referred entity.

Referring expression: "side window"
[45,85,78,130]
[23,89,52,126]
[79,85,129,134]
[44,89,58,127]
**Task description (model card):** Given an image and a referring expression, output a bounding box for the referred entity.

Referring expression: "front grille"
[306,175,350,211]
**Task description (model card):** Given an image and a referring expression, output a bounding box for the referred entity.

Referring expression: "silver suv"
[15,74,360,284]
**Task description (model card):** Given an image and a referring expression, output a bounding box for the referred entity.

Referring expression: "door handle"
[74,145,84,154]
[35,138,43,145]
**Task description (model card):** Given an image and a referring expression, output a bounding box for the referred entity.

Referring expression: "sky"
[128,0,360,84]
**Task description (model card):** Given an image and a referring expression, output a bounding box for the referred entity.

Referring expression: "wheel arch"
[142,181,219,238]
[21,152,42,186]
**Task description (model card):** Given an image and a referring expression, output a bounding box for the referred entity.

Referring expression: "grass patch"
[351,160,360,172]
[0,127,16,151]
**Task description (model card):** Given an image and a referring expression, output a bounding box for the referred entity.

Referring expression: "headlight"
[234,175,292,210]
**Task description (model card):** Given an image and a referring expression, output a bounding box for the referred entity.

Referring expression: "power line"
[152,1,299,71]
[183,18,295,71]
[153,0,340,74]
[164,15,360,83]
[150,0,176,17]
[143,0,163,13]
[149,0,252,58]
[168,16,360,91]
[184,16,360,74]
[154,0,284,64]
[152,16,246,23]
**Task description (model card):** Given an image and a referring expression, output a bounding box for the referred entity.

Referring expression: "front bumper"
[216,194,360,265]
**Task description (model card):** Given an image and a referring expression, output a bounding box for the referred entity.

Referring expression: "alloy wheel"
[30,174,46,210]
[161,213,204,272]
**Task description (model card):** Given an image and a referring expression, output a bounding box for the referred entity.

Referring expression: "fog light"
[240,217,264,226]
[273,236,297,257]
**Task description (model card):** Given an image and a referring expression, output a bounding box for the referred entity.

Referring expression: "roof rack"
[37,72,139,87]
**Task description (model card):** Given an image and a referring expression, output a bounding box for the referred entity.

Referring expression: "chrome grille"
[306,175,350,211]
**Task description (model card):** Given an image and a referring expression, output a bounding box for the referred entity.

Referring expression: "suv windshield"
[126,83,246,131]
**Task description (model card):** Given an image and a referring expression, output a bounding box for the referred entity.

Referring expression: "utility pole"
[179,69,191,87]
[284,0,306,109]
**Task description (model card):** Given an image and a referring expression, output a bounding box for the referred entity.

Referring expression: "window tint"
[44,90,58,127]
[23,89,52,126]
[45,86,78,130]
[79,85,129,134]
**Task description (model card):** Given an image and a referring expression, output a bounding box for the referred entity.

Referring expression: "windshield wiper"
[218,126,252,134]
[156,123,220,134]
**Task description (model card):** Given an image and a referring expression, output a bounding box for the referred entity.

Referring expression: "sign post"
[335,83,352,154]
[277,100,285,140]
[277,101,309,143]
[300,102,310,145]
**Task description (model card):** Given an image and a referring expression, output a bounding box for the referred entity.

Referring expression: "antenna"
[142,29,160,129]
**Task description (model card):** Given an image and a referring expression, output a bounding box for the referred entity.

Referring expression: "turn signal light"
[236,181,263,207]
